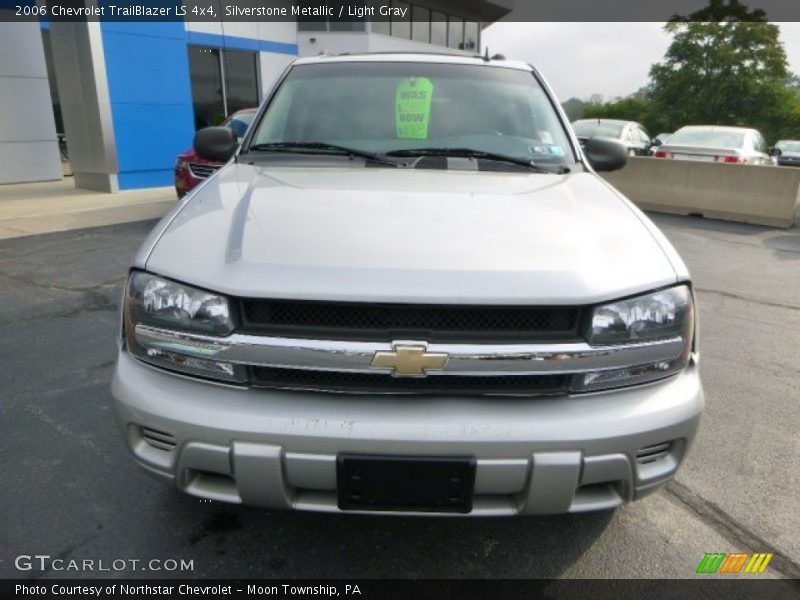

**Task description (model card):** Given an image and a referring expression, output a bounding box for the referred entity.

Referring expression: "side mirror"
[194,127,238,162]
[769,147,782,157]
[651,138,663,147]
[583,137,628,172]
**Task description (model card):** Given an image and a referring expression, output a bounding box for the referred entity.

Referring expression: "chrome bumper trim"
[134,325,685,376]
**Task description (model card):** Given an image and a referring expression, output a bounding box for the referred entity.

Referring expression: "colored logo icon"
[696,552,774,574]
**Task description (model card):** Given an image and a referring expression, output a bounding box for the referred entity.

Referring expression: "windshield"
[571,121,625,139]
[777,141,800,153]
[225,112,256,138]
[248,62,575,167]
[668,128,745,149]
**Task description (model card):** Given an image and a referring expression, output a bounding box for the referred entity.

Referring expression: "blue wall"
[99,21,297,190]
[101,22,196,190]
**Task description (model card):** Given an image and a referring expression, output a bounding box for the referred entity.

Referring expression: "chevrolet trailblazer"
[112,53,703,515]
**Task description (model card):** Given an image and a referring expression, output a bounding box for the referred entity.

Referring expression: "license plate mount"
[337,455,476,513]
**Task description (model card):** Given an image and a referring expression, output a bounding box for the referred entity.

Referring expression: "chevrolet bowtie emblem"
[371,344,449,377]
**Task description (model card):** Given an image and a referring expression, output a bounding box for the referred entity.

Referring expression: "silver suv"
[112,54,703,516]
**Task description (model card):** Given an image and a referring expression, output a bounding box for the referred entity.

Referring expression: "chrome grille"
[188,162,220,179]
[134,323,686,397]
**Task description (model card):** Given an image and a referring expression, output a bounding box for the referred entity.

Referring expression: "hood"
[144,164,679,304]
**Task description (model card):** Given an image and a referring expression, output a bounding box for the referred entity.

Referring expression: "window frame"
[188,44,261,127]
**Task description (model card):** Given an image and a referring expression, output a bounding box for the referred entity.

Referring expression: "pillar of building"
[0,17,62,185]
[49,19,195,192]
[48,21,119,192]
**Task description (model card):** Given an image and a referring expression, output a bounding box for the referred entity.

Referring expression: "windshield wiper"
[386,147,570,174]
[247,142,397,167]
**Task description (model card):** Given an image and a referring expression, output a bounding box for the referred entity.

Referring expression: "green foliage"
[561,97,591,121]
[582,97,657,132]
[575,0,800,143]
[649,2,794,141]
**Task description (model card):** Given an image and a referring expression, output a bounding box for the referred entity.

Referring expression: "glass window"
[668,128,746,149]
[189,46,225,129]
[624,127,635,142]
[412,6,430,43]
[463,21,480,52]
[250,61,576,169]
[330,20,366,32]
[448,17,464,50]
[391,2,411,40]
[431,13,447,46]
[189,46,260,129]
[224,111,256,138]
[41,30,63,135]
[572,120,625,139]
[223,49,259,115]
[297,17,327,32]
[371,20,390,36]
[776,140,800,152]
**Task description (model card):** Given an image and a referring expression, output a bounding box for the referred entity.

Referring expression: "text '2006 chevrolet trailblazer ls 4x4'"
[112,54,703,516]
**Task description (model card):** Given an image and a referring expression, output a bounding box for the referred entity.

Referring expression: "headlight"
[573,285,695,392]
[126,271,234,335]
[124,271,244,382]
[589,285,694,345]
[175,158,190,170]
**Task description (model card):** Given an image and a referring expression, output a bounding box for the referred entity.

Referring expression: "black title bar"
[3,0,800,22]
[4,579,800,600]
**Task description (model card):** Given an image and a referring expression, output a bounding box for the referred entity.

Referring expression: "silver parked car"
[774,140,800,167]
[112,53,703,516]
[572,118,653,156]
[654,125,773,165]
[650,132,673,155]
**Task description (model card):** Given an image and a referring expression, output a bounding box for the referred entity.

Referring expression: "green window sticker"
[396,77,434,140]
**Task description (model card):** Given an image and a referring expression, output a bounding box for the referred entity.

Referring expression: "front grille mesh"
[250,366,569,397]
[239,299,582,342]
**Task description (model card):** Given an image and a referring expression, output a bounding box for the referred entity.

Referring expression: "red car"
[175,108,257,198]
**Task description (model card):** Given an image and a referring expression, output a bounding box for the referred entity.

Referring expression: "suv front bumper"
[112,350,703,516]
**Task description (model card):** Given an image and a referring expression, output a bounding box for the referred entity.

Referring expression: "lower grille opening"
[570,482,626,512]
[141,427,177,452]
[636,442,672,465]
[184,470,240,504]
[249,366,569,397]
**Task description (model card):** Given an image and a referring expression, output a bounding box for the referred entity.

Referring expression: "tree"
[648,0,796,142]
[561,97,590,120]
[583,97,649,124]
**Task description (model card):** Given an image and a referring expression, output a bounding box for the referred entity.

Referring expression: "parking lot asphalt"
[0,213,799,581]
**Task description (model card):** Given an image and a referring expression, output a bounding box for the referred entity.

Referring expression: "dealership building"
[0,1,512,191]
